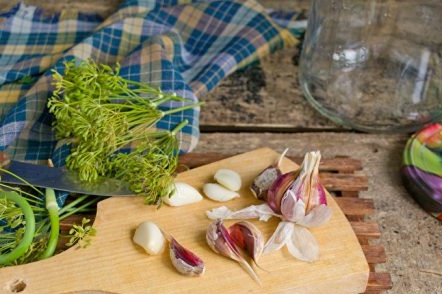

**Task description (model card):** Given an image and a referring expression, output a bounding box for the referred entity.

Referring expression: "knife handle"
[0,151,11,169]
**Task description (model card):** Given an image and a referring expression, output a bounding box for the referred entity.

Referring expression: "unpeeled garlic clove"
[169,237,205,276]
[206,219,262,286]
[250,165,282,200]
[214,168,242,191]
[203,183,239,202]
[164,182,203,206]
[133,221,166,255]
[266,171,298,214]
[250,148,287,200]
[229,221,264,264]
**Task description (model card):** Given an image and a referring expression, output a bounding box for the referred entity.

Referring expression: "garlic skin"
[214,168,242,191]
[164,182,203,206]
[169,238,205,276]
[133,221,166,255]
[203,183,239,202]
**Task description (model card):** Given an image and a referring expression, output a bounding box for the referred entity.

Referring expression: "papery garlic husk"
[169,237,205,276]
[206,204,279,222]
[263,221,320,262]
[279,151,332,226]
[206,219,262,286]
[229,221,264,264]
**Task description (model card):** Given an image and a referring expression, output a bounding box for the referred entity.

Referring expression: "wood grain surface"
[0,148,369,294]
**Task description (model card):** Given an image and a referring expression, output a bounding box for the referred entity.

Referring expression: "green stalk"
[59,197,100,220]
[0,191,36,265]
[39,188,59,260]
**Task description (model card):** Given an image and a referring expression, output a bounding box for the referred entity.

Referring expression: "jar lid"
[402,123,442,221]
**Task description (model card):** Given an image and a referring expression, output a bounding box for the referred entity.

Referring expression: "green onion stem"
[39,188,59,260]
[57,194,90,215]
[59,197,100,220]
[0,191,36,265]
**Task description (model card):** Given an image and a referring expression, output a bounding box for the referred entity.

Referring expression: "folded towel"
[0,0,301,166]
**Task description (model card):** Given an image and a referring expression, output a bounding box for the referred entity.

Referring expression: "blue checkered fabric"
[0,0,304,167]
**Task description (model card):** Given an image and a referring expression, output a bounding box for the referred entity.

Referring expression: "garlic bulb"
[206,150,333,263]
[133,221,166,255]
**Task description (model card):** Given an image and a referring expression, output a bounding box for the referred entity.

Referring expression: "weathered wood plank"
[179,153,363,172]
[366,272,393,292]
[351,222,381,239]
[362,245,387,264]
[334,197,375,216]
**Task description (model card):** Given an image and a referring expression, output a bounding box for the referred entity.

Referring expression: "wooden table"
[1,1,441,293]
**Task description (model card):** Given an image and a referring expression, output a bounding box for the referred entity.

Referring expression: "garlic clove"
[214,168,242,191]
[229,221,264,264]
[164,182,203,206]
[206,219,262,286]
[250,165,282,200]
[250,148,288,200]
[169,237,205,276]
[133,221,166,255]
[203,183,240,202]
[266,171,298,214]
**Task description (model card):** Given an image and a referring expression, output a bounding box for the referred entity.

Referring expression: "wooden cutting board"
[0,148,369,294]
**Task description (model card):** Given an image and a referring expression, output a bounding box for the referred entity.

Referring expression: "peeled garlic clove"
[164,182,203,206]
[206,219,262,286]
[169,237,205,276]
[133,221,166,255]
[203,183,239,202]
[214,168,242,191]
[229,221,264,264]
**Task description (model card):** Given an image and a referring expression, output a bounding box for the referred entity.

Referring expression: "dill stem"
[162,101,204,116]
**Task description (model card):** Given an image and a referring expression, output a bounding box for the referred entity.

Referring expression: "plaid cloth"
[0,0,302,166]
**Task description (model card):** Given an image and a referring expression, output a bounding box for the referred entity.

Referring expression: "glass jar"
[299,0,442,133]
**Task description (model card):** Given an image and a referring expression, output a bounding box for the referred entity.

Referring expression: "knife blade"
[0,158,134,196]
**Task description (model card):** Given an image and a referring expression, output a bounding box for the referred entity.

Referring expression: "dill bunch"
[47,59,202,205]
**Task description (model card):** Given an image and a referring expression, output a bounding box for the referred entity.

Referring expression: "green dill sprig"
[48,59,203,204]
[65,217,97,249]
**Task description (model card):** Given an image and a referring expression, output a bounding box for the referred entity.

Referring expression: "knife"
[0,152,134,196]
